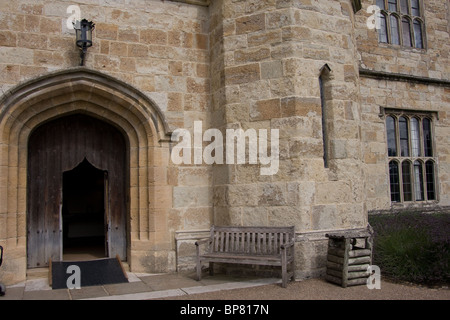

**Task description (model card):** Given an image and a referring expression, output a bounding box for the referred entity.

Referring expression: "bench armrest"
[196,237,212,263]
[195,238,211,247]
[280,239,295,250]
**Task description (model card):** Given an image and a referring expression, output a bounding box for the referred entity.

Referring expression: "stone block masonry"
[0,0,448,285]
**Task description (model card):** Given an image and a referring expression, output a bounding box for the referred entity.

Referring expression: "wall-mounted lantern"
[73,19,95,66]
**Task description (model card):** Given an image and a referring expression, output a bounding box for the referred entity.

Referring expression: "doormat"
[50,256,128,289]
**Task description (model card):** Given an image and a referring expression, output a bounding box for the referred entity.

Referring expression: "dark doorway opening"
[62,159,107,261]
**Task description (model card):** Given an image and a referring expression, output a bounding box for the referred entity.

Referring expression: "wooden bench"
[195,226,295,288]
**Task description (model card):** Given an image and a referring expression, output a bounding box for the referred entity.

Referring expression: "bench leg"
[209,262,214,276]
[196,260,202,281]
[281,251,287,288]
[281,267,287,288]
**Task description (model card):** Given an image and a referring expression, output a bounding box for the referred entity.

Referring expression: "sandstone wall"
[0,0,212,284]
[206,0,367,279]
[355,0,450,213]
[1,0,447,285]
[0,0,211,124]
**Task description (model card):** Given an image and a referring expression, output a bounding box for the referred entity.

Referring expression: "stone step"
[27,267,49,280]
[26,260,130,280]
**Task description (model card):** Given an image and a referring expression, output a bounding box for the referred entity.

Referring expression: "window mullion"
[421,161,428,201]
[411,160,416,201]
[418,117,424,158]
[399,16,403,46]
[399,160,405,202]
[386,13,391,44]
[407,116,413,157]
[431,116,436,158]
[395,116,400,157]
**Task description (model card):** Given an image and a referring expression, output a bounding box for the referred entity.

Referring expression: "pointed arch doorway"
[27,114,128,268]
[1,68,174,282]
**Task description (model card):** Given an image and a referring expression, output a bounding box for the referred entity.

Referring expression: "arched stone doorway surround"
[0,68,173,284]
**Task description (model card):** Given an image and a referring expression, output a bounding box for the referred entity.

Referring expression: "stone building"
[0,0,448,285]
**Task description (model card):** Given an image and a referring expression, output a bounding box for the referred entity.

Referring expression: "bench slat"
[251,232,256,254]
[201,253,282,261]
[210,229,296,255]
[216,231,219,252]
[274,232,278,254]
[224,232,229,252]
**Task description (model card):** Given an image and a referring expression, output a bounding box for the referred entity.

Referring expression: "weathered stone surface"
[0,0,448,285]
[225,63,260,85]
[250,98,281,121]
[236,13,265,35]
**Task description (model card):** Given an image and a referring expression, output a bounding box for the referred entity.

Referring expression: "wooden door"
[27,114,127,268]
[104,171,110,258]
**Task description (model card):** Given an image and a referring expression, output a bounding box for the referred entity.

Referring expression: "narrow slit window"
[319,75,328,168]
[318,65,332,169]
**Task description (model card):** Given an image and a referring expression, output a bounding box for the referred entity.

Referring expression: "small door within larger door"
[104,170,111,258]
[62,159,107,260]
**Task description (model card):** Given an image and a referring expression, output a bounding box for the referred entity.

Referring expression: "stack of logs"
[325,230,373,288]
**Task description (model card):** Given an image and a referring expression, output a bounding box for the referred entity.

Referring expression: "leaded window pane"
[400,0,409,14]
[413,20,423,48]
[390,15,400,45]
[388,0,398,12]
[411,117,421,156]
[402,161,412,201]
[379,14,388,43]
[377,0,386,10]
[389,161,401,202]
[402,18,412,47]
[425,161,435,200]
[423,118,433,156]
[399,116,409,156]
[414,161,424,201]
[386,116,397,156]
[411,0,420,16]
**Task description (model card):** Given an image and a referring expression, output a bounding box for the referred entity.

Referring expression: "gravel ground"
[162,277,450,300]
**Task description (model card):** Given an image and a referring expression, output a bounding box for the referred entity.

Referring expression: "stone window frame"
[376,0,426,49]
[381,108,439,204]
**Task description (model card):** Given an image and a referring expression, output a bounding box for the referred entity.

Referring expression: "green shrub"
[369,212,450,286]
